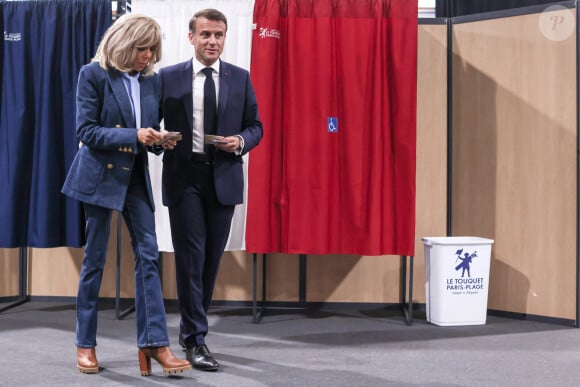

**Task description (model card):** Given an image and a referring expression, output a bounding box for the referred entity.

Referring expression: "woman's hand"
[137,127,163,146]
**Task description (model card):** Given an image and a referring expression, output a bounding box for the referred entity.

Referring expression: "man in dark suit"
[159,8,263,372]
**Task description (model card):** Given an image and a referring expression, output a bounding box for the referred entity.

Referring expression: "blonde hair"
[93,14,162,76]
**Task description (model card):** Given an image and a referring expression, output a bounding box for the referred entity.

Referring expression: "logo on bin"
[454,249,476,278]
[445,248,485,295]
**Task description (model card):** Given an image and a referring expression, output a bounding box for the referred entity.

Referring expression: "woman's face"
[131,47,153,72]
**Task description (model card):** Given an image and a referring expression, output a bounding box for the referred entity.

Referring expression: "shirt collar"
[192,58,220,75]
[122,71,140,81]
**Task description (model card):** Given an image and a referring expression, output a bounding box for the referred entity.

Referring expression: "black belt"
[190,152,213,165]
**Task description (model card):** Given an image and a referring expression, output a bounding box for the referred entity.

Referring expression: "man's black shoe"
[185,344,219,371]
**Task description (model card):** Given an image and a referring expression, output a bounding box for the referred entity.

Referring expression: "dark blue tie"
[202,67,217,159]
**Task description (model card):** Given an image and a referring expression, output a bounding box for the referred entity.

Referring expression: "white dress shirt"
[191,58,220,153]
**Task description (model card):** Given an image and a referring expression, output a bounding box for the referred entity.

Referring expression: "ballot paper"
[155,131,182,145]
[204,134,228,145]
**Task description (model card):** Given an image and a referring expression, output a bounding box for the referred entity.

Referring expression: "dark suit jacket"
[159,59,263,207]
[62,62,161,212]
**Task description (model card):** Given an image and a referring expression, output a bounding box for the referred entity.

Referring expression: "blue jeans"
[76,181,169,348]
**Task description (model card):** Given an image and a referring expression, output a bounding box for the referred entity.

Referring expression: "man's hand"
[213,136,240,153]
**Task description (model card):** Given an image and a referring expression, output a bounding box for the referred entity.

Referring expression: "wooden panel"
[452,11,576,319]
[262,253,300,301]
[0,248,20,296]
[160,252,177,299]
[414,24,449,301]
[212,251,254,301]
[28,212,135,298]
[29,247,83,297]
[307,254,400,302]
[165,252,300,302]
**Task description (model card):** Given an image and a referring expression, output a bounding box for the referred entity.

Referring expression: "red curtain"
[247,0,417,256]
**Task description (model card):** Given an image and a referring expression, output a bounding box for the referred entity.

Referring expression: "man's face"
[189,17,226,66]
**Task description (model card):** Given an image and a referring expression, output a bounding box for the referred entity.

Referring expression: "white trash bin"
[423,236,494,326]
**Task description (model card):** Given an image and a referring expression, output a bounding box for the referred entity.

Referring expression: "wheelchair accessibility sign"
[327,117,338,133]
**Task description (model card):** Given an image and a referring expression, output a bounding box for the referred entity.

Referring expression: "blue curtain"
[0,0,111,247]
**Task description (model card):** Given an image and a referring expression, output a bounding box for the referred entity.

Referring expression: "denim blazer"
[62,62,162,212]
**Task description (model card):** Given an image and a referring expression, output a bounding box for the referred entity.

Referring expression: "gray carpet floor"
[0,300,578,386]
